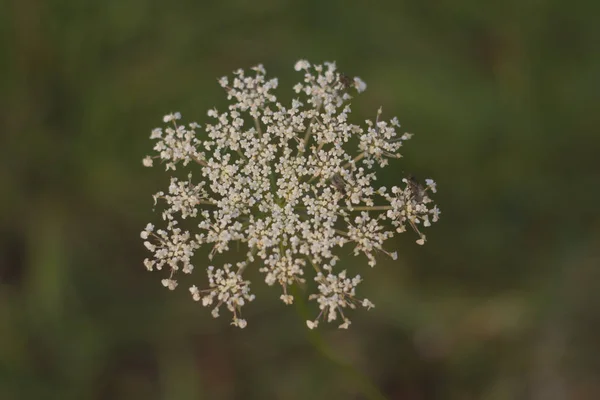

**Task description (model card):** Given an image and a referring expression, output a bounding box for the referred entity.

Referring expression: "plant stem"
[292,286,389,400]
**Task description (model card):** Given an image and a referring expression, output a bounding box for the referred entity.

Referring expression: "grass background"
[1,0,599,399]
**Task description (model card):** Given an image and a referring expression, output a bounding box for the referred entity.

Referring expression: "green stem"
[292,286,388,400]
[342,152,366,169]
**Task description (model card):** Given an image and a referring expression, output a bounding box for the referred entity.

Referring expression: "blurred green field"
[1,0,600,399]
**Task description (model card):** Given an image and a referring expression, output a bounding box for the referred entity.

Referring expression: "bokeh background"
[1,0,599,399]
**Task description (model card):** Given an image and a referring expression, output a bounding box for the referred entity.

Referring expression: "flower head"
[142,61,440,328]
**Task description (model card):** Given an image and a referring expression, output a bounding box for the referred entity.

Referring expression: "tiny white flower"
[306,320,318,329]
[234,318,247,329]
[143,258,154,271]
[425,179,437,193]
[362,299,375,309]
[280,294,294,304]
[142,156,153,167]
[294,60,310,71]
[150,128,162,139]
[189,285,201,301]
[339,319,351,329]
[161,278,178,290]
[354,77,367,92]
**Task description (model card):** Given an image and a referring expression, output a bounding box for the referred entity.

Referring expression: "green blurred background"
[1,0,599,399]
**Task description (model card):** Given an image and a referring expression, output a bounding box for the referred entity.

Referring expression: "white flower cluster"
[142,61,440,329]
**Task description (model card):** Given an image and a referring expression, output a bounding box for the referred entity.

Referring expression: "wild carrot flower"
[141,61,440,329]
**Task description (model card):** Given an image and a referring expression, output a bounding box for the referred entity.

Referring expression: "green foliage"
[1,0,599,398]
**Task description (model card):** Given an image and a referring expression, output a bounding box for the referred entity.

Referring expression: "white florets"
[306,270,372,329]
[354,77,367,93]
[141,61,440,328]
[198,264,255,328]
